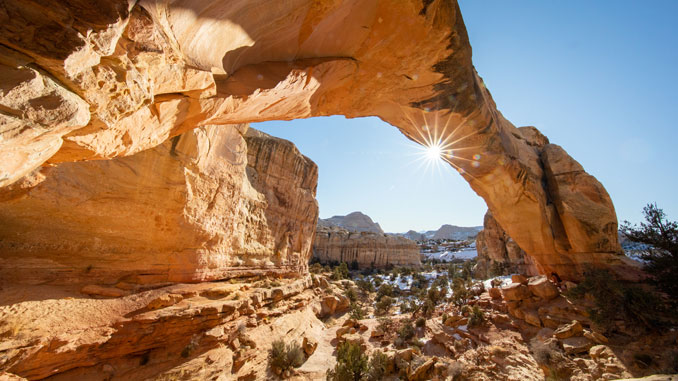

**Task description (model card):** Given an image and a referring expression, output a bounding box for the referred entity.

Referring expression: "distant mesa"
[317,211,383,234]
[396,225,482,241]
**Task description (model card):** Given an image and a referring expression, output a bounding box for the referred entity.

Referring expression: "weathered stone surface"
[501,283,532,301]
[561,336,593,354]
[0,0,629,280]
[0,126,318,285]
[527,276,559,301]
[313,225,420,268]
[554,320,584,339]
[475,210,538,278]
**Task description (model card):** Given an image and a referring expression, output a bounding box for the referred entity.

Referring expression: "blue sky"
[254,1,678,233]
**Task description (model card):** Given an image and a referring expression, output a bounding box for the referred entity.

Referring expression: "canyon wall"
[0,125,318,286]
[475,210,538,279]
[313,226,421,268]
[0,0,632,279]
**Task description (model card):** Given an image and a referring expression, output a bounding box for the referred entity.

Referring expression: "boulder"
[370,328,385,338]
[554,320,583,339]
[561,336,593,354]
[488,287,502,300]
[302,337,317,356]
[408,357,437,381]
[584,330,609,344]
[523,309,542,327]
[511,275,528,285]
[527,276,560,301]
[501,283,532,301]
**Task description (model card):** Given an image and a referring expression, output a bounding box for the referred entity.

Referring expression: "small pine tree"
[326,341,368,381]
[620,203,678,306]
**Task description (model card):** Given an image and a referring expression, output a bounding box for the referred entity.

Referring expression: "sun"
[425,142,443,162]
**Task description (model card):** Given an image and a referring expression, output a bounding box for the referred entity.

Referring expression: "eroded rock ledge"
[0,125,318,286]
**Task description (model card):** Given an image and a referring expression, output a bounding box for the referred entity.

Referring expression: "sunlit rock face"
[0,0,628,279]
[475,210,538,279]
[0,125,318,285]
[313,226,420,268]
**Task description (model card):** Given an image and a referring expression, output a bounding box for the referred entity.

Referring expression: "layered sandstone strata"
[0,125,318,286]
[0,0,630,279]
[313,226,420,268]
[475,210,538,279]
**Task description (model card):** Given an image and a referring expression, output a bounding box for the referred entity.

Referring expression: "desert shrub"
[345,287,357,302]
[350,302,366,320]
[356,278,375,293]
[427,286,444,305]
[376,283,395,300]
[567,268,662,331]
[441,313,449,323]
[415,317,426,328]
[412,273,429,289]
[326,341,368,381]
[331,262,350,280]
[366,350,389,380]
[377,317,394,333]
[468,306,485,327]
[270,339,305,372]
[399,301,413,313]
[310,263,324,274]
[373,277,383,288]
[621,203,678,307]
[421,299,435,318]
[450,278,470,306]
[375,296,394,315]
[397,321,415,341]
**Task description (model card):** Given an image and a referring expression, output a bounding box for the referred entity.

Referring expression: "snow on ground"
[421,246,477,262]
[482,275,513,290]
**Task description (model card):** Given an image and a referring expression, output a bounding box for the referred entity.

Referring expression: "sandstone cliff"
[475,210,538,279]
[0,125,318,286]
[313,226,420,268]
[0,0,631,279]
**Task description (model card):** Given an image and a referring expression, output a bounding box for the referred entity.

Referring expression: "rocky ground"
[2,266,676,380]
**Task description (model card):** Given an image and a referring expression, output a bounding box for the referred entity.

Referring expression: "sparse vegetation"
[397,320,415,341]
[366,350,388,381]
[326,341,368,381]
[415,317,426,328]
[468,306,485,327]
[270,339,305,373]
[566,267,663,332]
[350,302,366,320]
[331,262,350,280]
[375,296,394,315]
[621,203,678,307]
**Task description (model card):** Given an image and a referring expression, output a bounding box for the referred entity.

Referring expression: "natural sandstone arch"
[0,0,632,279]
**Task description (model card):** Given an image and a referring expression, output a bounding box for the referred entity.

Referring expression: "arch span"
[0,0,633,279]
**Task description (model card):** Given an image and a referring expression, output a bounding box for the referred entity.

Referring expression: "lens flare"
[425,143,443,162]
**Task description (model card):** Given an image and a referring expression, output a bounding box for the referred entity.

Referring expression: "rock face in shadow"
[475,210,538,279]
[313,226,420,268]
[0,0,629,279]
[0,125,318,286]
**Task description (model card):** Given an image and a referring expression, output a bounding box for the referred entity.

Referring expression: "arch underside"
[0,0,634,280]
